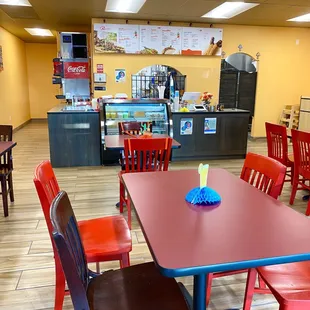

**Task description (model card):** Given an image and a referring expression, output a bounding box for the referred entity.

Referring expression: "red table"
[0,141,16,156]
[122,168,310,310]
[104,134,181,150]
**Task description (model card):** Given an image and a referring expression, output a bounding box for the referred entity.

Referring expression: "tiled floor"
[0,121,308,310]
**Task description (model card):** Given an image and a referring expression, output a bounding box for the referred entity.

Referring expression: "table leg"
[193,274,206,310]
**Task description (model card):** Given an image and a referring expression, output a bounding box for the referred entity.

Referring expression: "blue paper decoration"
[186,187,221,206]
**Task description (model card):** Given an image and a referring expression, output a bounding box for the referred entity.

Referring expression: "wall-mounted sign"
[96,64,104,73]
[63,62,89,79]
[94,23,223,56]
[0,46,3,71]
[204,118,217,134]
[94,73,107,83]
[115,69,126,83]
[180,118,193,135]
[94,86,106,91]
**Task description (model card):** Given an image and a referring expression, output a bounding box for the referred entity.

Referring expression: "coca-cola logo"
[67,65,86,73]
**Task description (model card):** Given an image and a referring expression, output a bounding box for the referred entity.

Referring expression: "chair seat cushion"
[258,261,310,301]
[78,215,132,262]
[87,262,190,310]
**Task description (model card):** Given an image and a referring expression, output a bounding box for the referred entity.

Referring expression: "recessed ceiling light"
[25,28,54,37]
[288,13,310,22]
[202,2,259,19]
[0,0,31,6]
[105,0,146,13]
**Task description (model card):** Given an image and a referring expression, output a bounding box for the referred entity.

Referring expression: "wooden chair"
[265,122,294,185]
[119,138,172,229]
[0,125,14,217]
[206,153,286,305]
[51,191,191,310]
[34,161,132,310]
[118,121,153,135]
[118,122,153,169]
[244,262,310,310]
[289,129,310,214]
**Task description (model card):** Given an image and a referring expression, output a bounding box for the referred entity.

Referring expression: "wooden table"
[0,142,16,156]
[122,168,310,310]
[105,134,181,150]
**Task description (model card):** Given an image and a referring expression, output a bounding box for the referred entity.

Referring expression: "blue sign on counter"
[180,118,193,135]
[204,118,217,134]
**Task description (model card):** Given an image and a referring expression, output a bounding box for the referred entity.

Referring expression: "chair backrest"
[0,125,13,142]
[265,122,289,165]
[118,122,153,135]
[0,125,13,168]
[240,152,286,199]
[124,138,172,173]
[33,161,60,249]
[51,191,90,310]
[291,129,310,178]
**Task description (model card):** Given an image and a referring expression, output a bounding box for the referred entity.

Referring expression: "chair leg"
[8,173,14,202]
[1,177,8,217]
[243,268,257,310]
[55,261,66,310]
[119,180,125,213]
[258,274,266,289]
[96,262,100,273]
[290,166,294,186]
[206,273,214,306]
[120,253,130,268]
[289,174,299,205]
[127,196,132,230]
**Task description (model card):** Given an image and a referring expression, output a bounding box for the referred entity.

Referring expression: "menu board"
[182,28,223,56]
[94,23,223,56]
[140,26,182,55]
[94,24,139,54]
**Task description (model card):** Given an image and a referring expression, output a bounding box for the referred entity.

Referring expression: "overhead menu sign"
[94,24,140,54]
[93,23,223,56]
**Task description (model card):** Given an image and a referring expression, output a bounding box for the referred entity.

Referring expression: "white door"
[301,98,310,112]
[299,111,310,131]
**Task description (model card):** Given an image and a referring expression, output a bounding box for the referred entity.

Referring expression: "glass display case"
[100,99,172,138]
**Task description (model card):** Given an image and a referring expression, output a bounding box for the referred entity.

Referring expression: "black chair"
[51,191,191,310]
[0,125,14,216]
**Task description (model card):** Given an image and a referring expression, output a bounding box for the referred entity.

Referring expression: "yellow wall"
[25,43,58,118]
[91,19,310,137]
[221,25,310,137]
[0,27,30,128]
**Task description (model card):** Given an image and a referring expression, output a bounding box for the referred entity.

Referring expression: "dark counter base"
[172,111,250,161]
[48,112,101,168]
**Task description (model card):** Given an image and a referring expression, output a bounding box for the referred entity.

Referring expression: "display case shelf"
[100,99,172,139]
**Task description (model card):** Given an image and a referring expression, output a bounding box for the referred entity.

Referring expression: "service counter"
[48,105,101,167]
[172,109,250,161]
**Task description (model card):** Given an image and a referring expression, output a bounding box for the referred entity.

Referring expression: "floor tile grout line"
[15,270,23,291]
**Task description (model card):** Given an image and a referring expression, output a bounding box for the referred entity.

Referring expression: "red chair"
[33,161,132,310]
[244,262,310,310]
[118,122,153,169]
[265,122,294,185]
[206,153,286,305]
[289,129,310,215]
[119,137,172,229]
